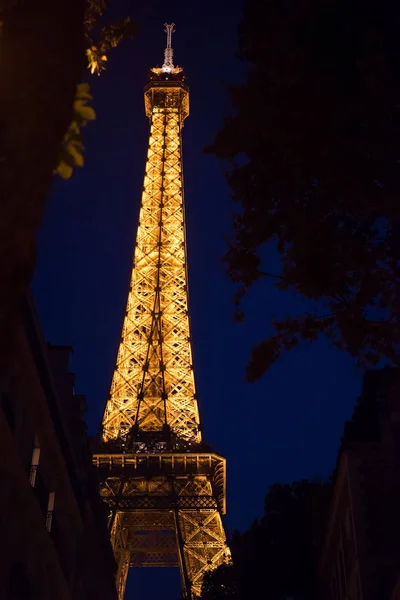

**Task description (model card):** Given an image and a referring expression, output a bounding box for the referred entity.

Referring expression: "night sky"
[33,1,362,597]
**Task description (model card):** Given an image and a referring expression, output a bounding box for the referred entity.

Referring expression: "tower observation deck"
[93,24,230,599]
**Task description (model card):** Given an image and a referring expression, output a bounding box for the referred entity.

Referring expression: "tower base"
[93,452,230,598]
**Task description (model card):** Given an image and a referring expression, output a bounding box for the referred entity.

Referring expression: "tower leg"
[116,549,130,600]
[176,509,230,598]
[96,458,230,599]
[110,513,130,599]
[174,509,191,597]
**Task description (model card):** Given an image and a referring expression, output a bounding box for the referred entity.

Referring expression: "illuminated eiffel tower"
[93,24,230,599]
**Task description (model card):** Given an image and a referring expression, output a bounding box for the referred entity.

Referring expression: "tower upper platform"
[144,23,189,119]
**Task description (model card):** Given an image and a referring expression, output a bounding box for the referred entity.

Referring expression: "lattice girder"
[103,470,230,598]
[102,81,200,443]
[94,452,227,514]
[111,509,229,598]
[96,450,230,597]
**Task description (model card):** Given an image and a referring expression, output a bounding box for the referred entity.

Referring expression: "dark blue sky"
[33,1,362,597]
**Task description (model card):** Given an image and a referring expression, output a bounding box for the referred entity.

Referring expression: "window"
[29,436,40,487]
[34,466,48,517]
[46,492,55,532]
[51,513,71,580]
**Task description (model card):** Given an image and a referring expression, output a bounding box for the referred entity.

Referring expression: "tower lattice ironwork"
[94,24,230,599]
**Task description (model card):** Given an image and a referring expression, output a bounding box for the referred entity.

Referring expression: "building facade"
[320,368,400,600]
[0,294,117,600]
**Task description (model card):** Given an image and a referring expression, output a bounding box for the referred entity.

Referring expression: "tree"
[200,479,331,600]
[207,0,400,381]
[0,1,134,364]
[54,3,136,180]
[200,564,238,600]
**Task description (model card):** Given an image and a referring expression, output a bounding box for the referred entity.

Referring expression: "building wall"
[320,369,400,600]
[0,295,117,600]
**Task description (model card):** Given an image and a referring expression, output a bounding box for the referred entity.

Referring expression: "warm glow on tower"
[95,24,230,599]
[101,26,200,444]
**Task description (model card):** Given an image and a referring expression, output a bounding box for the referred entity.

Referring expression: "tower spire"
[162,22,175,73]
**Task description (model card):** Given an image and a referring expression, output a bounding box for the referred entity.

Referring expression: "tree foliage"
[54,83,96,179]
[200,479,331,600]
[199,564,238,600]
[208,0,400,381]
[85,0,137,76]
[55,0,137,179]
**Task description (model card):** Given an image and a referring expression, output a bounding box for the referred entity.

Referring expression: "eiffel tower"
[93,24,230,599]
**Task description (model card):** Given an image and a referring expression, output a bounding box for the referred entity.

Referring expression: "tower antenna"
[162,22,175,73]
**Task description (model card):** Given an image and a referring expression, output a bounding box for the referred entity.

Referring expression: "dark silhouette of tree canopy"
[199,479,331,600]
[200,564,238,600]
[207,0,400,381]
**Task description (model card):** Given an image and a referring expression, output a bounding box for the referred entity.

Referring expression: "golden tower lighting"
[94,23,230,599]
